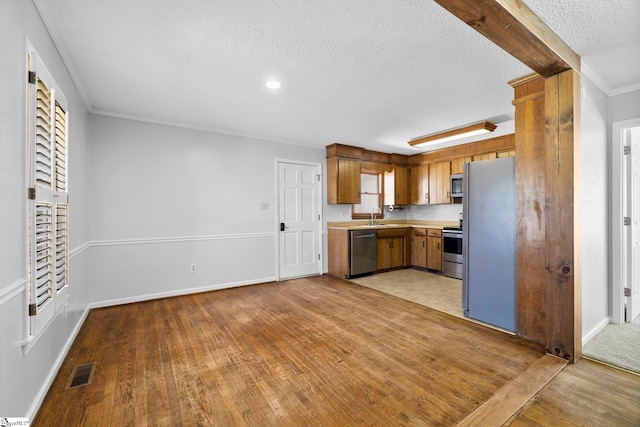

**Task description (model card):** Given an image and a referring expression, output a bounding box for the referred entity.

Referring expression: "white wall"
[405,203,462,222]
[580,75,610,341]
[609,89,640,124]
[0,0,91,417]
[608,88,640,319]
[87,115,326,305]
[581,84,640,341]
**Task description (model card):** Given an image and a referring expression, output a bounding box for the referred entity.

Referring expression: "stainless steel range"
[442,226,462,279]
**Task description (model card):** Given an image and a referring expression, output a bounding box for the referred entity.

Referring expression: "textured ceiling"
[34,0,640,154]
[525,0,640,93]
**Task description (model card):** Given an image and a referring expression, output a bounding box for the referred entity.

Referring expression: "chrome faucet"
[370,206,382,225]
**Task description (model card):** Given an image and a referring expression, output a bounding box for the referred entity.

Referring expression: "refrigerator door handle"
[462,162,470,315]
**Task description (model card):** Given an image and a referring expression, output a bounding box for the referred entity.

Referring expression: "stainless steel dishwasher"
[350,229,377,277]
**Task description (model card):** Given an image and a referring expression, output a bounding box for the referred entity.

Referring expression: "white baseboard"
[26,306,91,420]
[87,277,277,310]
[582,316,611,345]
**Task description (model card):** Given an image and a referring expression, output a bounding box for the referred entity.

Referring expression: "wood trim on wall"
[328,0,583,362]
[432,0,580,77]
[544,70,581,362]
[327,134,515,168]
[510,74,547,345]
[434,1,582,361]
[408,134,515,165]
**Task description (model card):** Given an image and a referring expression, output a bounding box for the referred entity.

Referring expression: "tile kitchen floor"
[349,269,464,319]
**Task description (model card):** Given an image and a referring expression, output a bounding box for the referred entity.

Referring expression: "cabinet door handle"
[437,242,440,250]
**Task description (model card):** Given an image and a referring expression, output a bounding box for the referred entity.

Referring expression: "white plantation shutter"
[54,101,67,193]
[54,101,68,297]
[34,203,53,309]
[35,79,53,187]
[27,51,69,335]
[55,204,68,292]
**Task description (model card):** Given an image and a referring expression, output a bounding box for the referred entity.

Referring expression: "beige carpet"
[349,269,464,319]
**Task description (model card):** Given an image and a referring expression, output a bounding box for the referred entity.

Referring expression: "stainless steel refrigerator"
[462,156,516,331]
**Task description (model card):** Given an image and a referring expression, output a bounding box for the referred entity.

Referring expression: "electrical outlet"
[190,264,197,273]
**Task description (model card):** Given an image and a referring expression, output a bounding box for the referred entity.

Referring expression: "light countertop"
[327,220,459,231]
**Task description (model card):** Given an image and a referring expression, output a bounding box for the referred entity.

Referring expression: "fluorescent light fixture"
[408,121,497,148]
[265,80,282,89]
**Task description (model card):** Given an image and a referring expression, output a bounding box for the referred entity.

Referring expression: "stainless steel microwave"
[450,173,463,198]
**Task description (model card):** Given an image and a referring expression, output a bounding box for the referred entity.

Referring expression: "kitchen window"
[352,171,383,219]
[26,50,69,337]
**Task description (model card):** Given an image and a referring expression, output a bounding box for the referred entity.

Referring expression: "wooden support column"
[510,74,546,344]
[432,0,580,76]
[544,70,581,362]
[438,0,582,361]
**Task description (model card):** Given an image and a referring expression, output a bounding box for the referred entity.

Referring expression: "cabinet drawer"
[413,228,427,237]
[377,228,410,238]
[427,229,442,237]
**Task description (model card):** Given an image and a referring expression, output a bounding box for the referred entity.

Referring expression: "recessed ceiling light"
[265,80,282,89]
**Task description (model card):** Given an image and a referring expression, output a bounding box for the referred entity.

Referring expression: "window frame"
[352,170,384,220]
[25,48,69,340]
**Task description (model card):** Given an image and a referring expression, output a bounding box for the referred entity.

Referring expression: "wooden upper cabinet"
[451,156,471,175]
[410,164,430,205]
[473,152,498,162]
[384,165,410,205]
[395,166,410,205]
[428,161,451,204]
[327,157,361,204]
[497,150,516,158]
[326,139,515,205]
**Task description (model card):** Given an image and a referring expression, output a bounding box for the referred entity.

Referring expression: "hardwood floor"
[33,275,640,426]
[507,360,640,426]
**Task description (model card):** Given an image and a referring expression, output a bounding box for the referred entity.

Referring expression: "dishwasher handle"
[354,233,376,238]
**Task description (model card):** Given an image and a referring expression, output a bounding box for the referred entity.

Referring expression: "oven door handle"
[443,232,463,238]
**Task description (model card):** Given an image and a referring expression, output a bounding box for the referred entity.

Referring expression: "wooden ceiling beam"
[433,0,580,77]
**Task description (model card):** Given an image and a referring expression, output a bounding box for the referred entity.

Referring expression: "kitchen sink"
[355,223,407,228]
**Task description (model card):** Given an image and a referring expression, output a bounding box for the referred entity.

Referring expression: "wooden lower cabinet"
[376,228,411,271]
[377,237,404,270]
[427,229,443,272]
[411,228,427,268]
[328,227,411,278]
[328,229,351,279]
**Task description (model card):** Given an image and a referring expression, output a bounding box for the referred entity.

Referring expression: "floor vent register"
[66,362,96,389]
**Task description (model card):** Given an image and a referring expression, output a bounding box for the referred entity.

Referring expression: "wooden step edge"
[455,354,568,427]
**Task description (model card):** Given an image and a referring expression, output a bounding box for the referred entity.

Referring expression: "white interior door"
[278,160,321,279]
[612,119,640,324]
[627,127,640,322]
